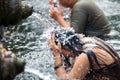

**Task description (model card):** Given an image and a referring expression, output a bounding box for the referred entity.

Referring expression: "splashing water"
[24,68,56,80]
[95,0,120,16]
[0,0,120,80]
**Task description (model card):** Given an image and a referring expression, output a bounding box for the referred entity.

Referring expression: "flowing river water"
[1,0,120,80]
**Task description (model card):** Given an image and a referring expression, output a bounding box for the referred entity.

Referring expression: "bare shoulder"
[80,37,95,42]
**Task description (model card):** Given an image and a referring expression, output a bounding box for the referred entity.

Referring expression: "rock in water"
[0,44,26,80]
[0,0,33,26]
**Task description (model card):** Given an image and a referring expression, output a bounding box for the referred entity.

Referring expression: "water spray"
[25,68,52,80]
[52,0,58,7]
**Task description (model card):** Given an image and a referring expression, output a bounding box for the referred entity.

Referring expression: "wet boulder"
[0,0,33,26]
[0,45,26,80]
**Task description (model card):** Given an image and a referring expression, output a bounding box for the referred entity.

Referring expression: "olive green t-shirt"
[71,0,111,36]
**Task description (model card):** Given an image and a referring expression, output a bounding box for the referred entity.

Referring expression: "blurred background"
[1,0,120,80]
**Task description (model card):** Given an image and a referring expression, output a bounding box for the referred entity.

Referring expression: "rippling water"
[1,0,120,80]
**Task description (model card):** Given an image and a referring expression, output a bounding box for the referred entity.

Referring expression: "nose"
[15,58,26,74]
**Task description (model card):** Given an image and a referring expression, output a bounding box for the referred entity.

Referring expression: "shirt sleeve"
[71,4,87,33]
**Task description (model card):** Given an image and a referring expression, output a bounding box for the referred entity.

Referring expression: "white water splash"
[25,68,56,80]
[95,0,120,16]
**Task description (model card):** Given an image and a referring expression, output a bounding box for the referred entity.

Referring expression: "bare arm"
[55,53,90,79]
[49,4,70,28]
[48,34,90,79]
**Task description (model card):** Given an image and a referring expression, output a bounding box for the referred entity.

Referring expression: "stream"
[1,0,120,80]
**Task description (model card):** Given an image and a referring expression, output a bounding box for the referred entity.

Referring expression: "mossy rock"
[0,0,33,26]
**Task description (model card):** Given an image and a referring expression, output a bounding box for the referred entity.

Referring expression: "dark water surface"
[1,0,120,80]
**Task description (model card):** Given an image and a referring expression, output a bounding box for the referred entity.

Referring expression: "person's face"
[61,46,75,57]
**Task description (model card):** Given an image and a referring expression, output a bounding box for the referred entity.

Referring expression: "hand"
[48,0,52,4]
[48,33,61,54]
[49,4,63,21]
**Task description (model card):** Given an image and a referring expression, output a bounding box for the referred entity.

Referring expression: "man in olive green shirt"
[49,0,111,37]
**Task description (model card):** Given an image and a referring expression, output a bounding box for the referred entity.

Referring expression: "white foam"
[25,68,54,80]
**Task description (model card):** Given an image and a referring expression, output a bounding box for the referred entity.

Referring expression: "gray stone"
[0,45,26,80]
[0,0,33,26]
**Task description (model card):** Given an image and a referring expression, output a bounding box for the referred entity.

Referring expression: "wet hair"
[53,28,84,56]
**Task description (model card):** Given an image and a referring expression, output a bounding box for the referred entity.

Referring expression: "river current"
[1,0,120,80]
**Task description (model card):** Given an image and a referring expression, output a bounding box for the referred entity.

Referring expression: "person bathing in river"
[48,28,120,80]
[48,0,111,38]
